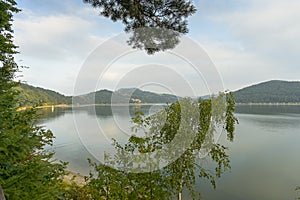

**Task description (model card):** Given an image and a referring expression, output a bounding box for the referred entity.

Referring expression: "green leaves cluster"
[0,109,67,199]
[84,94,238,199]
[84,0,197,54]
[83,0,196,33]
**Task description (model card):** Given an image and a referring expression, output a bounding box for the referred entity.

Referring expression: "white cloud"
[14,11,108,95]
[216,0,300,50]
[198,0,300,90]
[13,0,300,95]
[14,13,105,60]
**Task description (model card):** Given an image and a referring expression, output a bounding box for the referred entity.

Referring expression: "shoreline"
[63,171,86,186]
[17,103,168,111]
[17,104,70,111]
[236,102,300,106]
[17,102,300,112]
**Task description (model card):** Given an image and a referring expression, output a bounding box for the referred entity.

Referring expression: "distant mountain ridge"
[117,88,179,103]
[73,88,179,105]
[234,80,300,103]
[18,80,300,107]
[17,83,180,107]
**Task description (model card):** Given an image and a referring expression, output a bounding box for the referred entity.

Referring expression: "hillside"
[18,80,300,106]
[72,90,129,105]
[117,88,179,103]
[17,84,180,106]
[16,83,71,107]
[73,88,179,105]
[234,80,300,103]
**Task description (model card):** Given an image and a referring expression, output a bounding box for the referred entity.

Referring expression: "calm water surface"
[39,105,300,200]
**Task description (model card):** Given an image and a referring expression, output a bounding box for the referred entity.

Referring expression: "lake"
[38,105,300,200]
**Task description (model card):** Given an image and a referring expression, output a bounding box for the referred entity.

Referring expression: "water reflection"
[197,106,300,200]
[235,105,300,115]
[236,105,300,132]
[37,105,165,119]
[38,105,166,175]
[253,116,300,132]
[36,107,69,123]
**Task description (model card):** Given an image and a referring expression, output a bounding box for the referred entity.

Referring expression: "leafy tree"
[0,1,67,199]
[84,94,238,199]
[83,0,196,54]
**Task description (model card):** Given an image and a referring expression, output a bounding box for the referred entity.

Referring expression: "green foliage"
[225,92,238,141]
[83,0,196,54]
[62,182,94,200]
[0,1,67,199]
[0,0,20,111]
[16,83,71,107]
[0,0,20,60]
[0,109,67,199]
[234,80,300,103]
[84,160,172,200]
[85,94,238,199]
[83,0,196,33]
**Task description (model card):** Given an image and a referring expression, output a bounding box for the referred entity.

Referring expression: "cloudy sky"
[14,0,300,96]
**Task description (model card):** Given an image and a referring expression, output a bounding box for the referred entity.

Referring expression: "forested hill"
[17,84,180,106]
[18,80,300,106]
[118,88,179,103]
[234,80,300,103]
[73,88,179,105]
[16,83,71,107]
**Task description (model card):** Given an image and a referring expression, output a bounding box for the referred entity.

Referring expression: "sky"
[13,0,300,96]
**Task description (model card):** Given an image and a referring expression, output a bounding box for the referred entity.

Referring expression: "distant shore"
[17,103,168,111]
[18,102,300,111]
[236,102,300,106]
[63,171,86,186]
[17,104,70,111]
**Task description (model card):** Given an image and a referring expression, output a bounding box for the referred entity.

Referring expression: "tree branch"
[0,186,6,200]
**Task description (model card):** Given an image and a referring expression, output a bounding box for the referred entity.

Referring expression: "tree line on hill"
[234,80,300,103]
[19,80,300,107]
[17,84,179,107]
[16,83,72,107]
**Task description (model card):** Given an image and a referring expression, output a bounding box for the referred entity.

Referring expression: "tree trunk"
[178,176,183,200]
[178,192,182,200]
[0,186,6,200]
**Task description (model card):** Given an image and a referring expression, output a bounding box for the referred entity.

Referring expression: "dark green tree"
[83,0,196,54]
[0,1,67,199]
